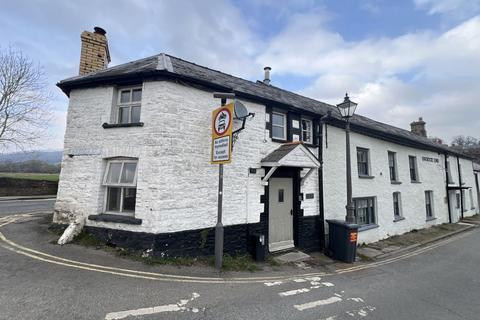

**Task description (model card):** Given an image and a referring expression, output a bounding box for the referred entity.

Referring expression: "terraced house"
[54,28,479,257]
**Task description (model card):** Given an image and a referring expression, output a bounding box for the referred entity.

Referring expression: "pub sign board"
[211,103,234,164]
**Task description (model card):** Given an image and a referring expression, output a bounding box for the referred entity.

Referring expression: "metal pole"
[215,97,227,270]
[345,120,355,223]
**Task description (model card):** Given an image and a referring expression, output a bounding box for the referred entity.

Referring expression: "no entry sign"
[211,103,233,164]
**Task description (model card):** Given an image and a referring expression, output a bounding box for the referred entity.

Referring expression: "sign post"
[211,93,235,271]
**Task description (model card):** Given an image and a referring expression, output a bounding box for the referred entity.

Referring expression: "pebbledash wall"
[322,124,478,244]
[54,80,320,256]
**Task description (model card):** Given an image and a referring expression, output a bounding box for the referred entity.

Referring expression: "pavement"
[1,200,480,319]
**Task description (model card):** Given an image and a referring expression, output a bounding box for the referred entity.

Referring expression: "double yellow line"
[0,213,474,284]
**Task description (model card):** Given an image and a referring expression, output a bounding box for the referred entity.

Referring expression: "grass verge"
[49,227,264,272]
[0,172,59,182]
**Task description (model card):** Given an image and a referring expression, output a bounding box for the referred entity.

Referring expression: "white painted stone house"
[54,28,479,257]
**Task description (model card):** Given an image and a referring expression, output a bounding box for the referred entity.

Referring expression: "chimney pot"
[263,66,271,85]
[94,26,107,35]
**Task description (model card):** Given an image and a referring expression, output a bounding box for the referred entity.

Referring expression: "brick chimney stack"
[79,27,111,75]
[410,117,427,137]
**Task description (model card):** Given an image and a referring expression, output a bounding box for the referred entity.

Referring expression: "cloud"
[1,0,479,149]
[414,0,480,18]
[258,12,480,141]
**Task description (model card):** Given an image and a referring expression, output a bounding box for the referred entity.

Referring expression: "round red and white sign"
[214,108,232,136]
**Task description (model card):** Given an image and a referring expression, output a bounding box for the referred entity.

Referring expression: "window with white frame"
[353,197,376,226]
[462,190,466,212]
[447,160,454,184]
[103,159,138,214]
[456,193,461,209]
[271,112,287,140]
[301,119,313,144]
[469,189,475,209]
[425,190,434,219]
[393,192,402,219]
[388,151,398,182]
[409,156,419,182]
[117,87,142,124]
[357,148,370,176]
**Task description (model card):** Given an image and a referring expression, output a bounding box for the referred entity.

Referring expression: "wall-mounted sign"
[211,103,234,164]
[422,156,439,163]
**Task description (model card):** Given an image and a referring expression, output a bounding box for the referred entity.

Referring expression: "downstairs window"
[103,159,138,214]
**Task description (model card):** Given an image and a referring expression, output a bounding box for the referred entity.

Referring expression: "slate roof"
[261,142,319,164]
[58,53,468,158]
[473,162,480,172]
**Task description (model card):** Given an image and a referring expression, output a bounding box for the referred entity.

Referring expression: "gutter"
[317,111,331,250]
[444,154,452,223]
[457,156,464,219]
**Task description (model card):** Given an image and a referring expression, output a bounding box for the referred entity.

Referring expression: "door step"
[273,250,312,264]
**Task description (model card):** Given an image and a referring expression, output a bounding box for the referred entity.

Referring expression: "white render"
[55,79,478,245]
[54,80,319,234]
[322,125,479,244]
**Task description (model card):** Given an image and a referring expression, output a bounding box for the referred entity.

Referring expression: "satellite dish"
[234,101,249,119]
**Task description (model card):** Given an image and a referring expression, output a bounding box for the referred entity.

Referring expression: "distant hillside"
[0,150,62,165]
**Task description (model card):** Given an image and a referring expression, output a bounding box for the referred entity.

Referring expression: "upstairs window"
[103,159,138,214]
[447,161,454,184]
[271,112,287,140]
[393,192,402,219]
[357,148,370,177]
[388,151,398,182]
[409,156,419,182]
[117,87,142,124]
[301,119,313,144]
[353,197,376,226]
[425,190,434,219]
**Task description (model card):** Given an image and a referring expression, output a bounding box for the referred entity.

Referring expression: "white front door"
[268,177,294,252]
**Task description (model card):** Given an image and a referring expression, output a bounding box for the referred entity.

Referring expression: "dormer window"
[117,87,142,124]
[301,119,313,144]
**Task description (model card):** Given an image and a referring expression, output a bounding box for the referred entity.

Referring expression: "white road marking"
[293,278,307,283]
[264,281,283,286]
[104,292,200,320]
[278,282,336,297]
[347,297,364,303]
[294,296,342,311]
[345,305,376,317]
[279,288,311,296]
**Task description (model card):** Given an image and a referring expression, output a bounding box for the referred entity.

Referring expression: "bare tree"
[451,135,480,163]
[0,46,51,151]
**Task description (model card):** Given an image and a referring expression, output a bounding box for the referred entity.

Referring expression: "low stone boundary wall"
[0,177,58,196]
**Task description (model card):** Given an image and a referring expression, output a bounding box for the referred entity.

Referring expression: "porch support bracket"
[262,166,279,185]
[300,167,315,186]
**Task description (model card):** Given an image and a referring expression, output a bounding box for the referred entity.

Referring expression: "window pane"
[278,189,284,203]
[120,90,130,103]
[119,107,130,124]
[272,126,285,139]
[122,188,137,212]
[131,89,142,102]
[106,187,121,211]
[131,106,141,123]
[354,198,375,225]
[106,162,122,184]
[120,162,137,184]
[272,113,285,126]
[301,120,312,143]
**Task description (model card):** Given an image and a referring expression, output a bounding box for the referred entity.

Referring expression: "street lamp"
[336,93,358,224]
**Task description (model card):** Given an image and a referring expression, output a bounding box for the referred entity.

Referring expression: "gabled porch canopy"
[260,142,320,185]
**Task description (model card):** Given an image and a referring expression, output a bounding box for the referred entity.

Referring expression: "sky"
[1,0,480,150]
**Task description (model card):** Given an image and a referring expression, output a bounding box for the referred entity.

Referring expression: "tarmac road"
[0,201,479,320]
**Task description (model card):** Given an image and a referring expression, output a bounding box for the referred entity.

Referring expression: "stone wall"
[0,177,57,196]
